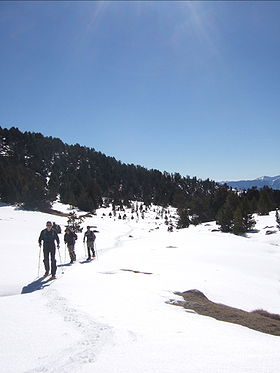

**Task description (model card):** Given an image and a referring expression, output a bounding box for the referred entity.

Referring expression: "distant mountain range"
[220,175,280,190]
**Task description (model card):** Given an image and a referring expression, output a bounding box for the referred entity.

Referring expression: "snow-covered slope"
[220,175,280,190]
[1,202,280,373]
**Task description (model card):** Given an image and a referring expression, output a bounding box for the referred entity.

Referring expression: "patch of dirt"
[120,269,153,275]
[79,213,95,219]
[41,208,69,217]
[171,289,280,336]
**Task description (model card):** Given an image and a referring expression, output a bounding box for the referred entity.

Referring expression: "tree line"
[177,186,280,234]
[1,127,280,234]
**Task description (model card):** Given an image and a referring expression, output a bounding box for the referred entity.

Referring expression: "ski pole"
[38,245,42,277]
[57,246,64,274]
[84,241,87,258]
[64,243,67,264]
[94,241,98,260]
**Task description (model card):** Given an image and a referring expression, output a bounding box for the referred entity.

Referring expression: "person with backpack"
[64,227,77,264]
[38,221,60,279]
[83,226,96,260]
[52,222,61,234]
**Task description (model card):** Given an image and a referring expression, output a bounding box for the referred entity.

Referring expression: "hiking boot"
[43,273,49,277]
[86,257,91,261]
[50,275,57,280]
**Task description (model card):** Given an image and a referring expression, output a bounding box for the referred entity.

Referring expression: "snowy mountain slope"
[1,203,280,372]
[220,175,280,190]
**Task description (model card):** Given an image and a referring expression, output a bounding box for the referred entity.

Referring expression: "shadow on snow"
[21,261,92,294]
[21,277,55,294]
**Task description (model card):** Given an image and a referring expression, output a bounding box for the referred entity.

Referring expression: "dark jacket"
[64,231,77,246]
[83,230,96,242]
[39,228,60,250]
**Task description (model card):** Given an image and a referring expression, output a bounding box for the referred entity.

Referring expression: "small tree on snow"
[67,212,84,233]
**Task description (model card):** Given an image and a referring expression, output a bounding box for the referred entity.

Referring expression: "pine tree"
[240,199,256,232]
[232,207,246,235]
[48,172,60,202]
[177,208,190,228]
[258,188,272,215]
[244,213,256,232]
[216,204,233,232]
[76,190,96,212]
[67,212,84,233]
[249,196,258,214]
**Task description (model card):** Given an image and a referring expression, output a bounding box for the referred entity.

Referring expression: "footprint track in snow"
[24,288,113,373]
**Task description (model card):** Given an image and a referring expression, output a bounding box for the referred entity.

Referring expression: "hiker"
[64,227,77,264]
[38,221,60,279]
[83,226,96,260]
[52,222,58,233]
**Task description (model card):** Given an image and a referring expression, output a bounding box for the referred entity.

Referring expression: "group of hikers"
[38,222,96,279]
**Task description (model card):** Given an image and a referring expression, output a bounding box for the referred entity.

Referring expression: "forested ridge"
[1,126,280,233]
[0,127,218,210]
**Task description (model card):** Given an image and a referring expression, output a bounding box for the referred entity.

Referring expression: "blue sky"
[1,1,280,181]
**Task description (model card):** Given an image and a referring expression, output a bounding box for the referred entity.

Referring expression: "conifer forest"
[1,126,280,234]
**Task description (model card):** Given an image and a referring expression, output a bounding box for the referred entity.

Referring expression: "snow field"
[0,203,280,372]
